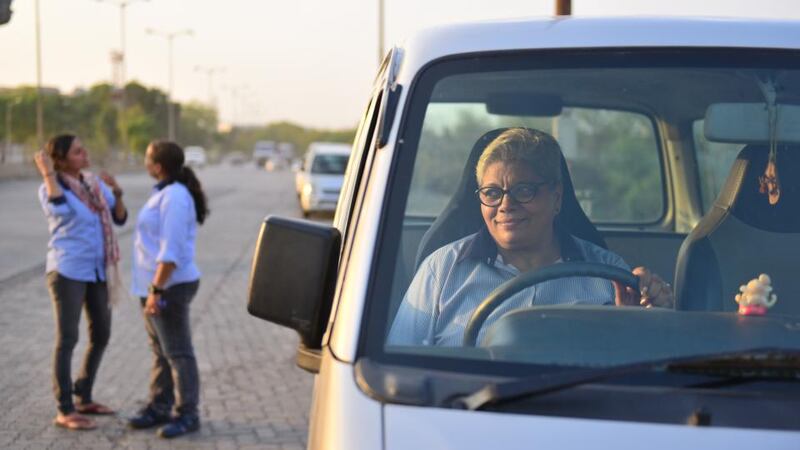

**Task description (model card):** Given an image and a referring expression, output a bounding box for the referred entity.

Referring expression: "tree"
[121,105,157,155]
[178,102,217,148]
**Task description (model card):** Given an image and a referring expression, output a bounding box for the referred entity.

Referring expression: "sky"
[1,0,799,129]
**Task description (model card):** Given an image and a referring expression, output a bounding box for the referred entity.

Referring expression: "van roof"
[397,16,800,81]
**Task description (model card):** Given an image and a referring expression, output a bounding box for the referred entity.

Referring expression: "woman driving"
[388,128,673,346]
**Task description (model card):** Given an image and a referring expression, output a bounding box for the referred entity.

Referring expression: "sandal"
[76,402,115,415]
[54,413,96,430]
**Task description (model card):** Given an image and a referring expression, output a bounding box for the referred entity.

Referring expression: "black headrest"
[723,144,800,232]
[414,128,606,269]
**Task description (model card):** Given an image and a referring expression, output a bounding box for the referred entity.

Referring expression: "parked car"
[295,142,351,217]
[248,16,800,449]
[183,145,207,168]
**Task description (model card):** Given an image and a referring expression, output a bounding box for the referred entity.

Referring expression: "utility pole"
[377,0,385,65]
[146,27,193,141]
[34,0,44,147]
[222,84,250,126]
[95,1,149,88]
[96,1,147,157]
[195,66,224,110]
[556,0,571,15]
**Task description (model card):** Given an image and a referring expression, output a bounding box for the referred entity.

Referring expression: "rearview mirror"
[486,93,563,117]
[705,103,800,143]
[247,216,341,371]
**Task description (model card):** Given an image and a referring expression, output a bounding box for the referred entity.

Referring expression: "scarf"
[60,171,123,305]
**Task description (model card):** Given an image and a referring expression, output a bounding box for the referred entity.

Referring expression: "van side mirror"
[0,0,12,26]
[247,216,341,372]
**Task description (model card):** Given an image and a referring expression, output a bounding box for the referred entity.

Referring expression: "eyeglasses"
[475,182,551,207]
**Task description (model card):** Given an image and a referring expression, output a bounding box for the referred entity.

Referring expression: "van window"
[364,50,800,373]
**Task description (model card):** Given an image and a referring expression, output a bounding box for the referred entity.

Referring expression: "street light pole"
[95,0,148,89]
[146,27,193,141]
[34,0,44,147]
[377,0,385,65]
[556,0,571,15]
[95,1,147,158]
[221,84,253,126]
[195,66,224,110]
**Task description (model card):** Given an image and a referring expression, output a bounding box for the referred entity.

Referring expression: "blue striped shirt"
[131,181,201,297]
[387,230,629,346]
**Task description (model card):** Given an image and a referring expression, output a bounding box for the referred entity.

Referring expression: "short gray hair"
[475,128,563,186]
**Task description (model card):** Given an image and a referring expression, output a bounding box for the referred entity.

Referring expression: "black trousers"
[46,271,111,415]
[140,280,200,419]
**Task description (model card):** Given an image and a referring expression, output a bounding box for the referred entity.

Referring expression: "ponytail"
[148,139,210,225]
[177,166,209,224]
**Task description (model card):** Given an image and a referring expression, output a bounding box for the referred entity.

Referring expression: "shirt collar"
[56,174,70,191]
[456,225,585,265]
[154,179,175,191]
[55,172,84,191]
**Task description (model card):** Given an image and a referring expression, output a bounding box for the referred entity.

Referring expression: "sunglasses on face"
[475,182,550,207]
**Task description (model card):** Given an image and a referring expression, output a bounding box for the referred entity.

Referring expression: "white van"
[248,17,800,449]
[295,142,351,217]
[252,140,277,167]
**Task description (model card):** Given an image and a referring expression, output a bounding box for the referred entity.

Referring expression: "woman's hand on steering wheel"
[614,266,674,308]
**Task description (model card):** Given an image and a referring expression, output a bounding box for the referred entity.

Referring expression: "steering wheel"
[462,261,640,347]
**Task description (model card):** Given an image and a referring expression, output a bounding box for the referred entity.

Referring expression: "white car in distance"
[296,142,351,217]
[184,146,207,168]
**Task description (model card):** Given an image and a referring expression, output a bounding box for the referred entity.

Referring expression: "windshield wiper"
[450,347,800,411]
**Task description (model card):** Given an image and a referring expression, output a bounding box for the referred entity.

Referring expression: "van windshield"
[311,154,349,174]
[364,49,800,375]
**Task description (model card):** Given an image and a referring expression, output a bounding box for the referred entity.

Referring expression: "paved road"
[0,165,317,449]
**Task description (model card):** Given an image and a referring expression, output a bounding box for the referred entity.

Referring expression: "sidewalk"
[0,168,314,449]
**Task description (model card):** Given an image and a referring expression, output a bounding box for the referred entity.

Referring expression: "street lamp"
[146,27,193,141]
[221,84,252,127]
[34,0,43,146]
[194,65,224,110]
[556,0,571,15]
[95,1,147,157]
[377,0,385,65]
[94,0,148,88]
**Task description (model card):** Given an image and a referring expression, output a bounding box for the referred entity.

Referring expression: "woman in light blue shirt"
[127,140,208,439]
[35,134,127,430]
[389,128,674,346]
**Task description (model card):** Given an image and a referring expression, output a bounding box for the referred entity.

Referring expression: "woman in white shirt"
[127,140,208,439]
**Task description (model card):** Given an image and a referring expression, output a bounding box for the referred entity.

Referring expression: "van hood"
[383,404,799,450]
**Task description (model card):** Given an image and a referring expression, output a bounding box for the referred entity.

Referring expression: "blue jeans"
[46,271,112,415]
[140,280,200,419]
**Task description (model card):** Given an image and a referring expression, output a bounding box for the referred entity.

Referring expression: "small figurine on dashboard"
[735,274,778,316]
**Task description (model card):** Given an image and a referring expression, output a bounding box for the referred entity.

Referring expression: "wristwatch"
[148,284,166,296]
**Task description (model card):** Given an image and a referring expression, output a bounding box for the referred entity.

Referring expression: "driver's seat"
[414,127,606,269]
[674,144,800,314]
